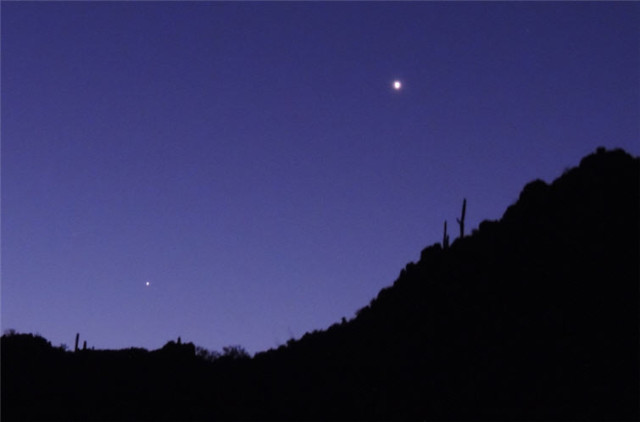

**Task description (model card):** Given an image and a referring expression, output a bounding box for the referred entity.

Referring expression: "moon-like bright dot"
[393,80,402,90]
[145,281,150,287]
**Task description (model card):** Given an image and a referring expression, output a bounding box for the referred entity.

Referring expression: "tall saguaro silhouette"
[74,333,80,352]
[443,220,450,248]
[456,198,467,239]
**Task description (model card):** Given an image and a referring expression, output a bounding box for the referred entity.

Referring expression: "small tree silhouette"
[222,345,249,360]
[196,346,220,362]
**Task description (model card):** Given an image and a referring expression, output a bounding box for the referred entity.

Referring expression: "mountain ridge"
[3,147,638,420]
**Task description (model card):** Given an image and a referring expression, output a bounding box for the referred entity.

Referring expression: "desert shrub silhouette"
[221,345,250,360]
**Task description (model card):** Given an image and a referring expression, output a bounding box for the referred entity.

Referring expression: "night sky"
[2,2,638,355]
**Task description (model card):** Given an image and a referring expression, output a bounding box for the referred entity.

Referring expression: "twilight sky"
[2,2,638,354]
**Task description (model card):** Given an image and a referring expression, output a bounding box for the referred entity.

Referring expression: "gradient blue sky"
[2,2,638,354]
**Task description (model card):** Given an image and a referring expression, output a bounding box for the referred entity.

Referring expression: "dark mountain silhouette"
[3,147,638,421]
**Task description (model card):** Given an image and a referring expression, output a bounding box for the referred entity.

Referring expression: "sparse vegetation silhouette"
[2,147,638,421]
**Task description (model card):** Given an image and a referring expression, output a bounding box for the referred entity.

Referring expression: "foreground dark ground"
[3,147,639,420]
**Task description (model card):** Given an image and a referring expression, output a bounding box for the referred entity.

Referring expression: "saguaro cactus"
[83,340,87,351]
[75,333,80,352]
[443,220,450,249]
[456,198,467,239]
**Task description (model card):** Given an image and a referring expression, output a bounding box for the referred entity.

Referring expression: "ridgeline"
[3,147,638,420]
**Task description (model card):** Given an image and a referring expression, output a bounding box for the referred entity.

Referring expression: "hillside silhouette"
[3,147,638,420]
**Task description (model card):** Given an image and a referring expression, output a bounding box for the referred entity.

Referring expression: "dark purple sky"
[2,2,638,354]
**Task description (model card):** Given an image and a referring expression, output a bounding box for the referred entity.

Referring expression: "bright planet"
[393,80,402,90]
